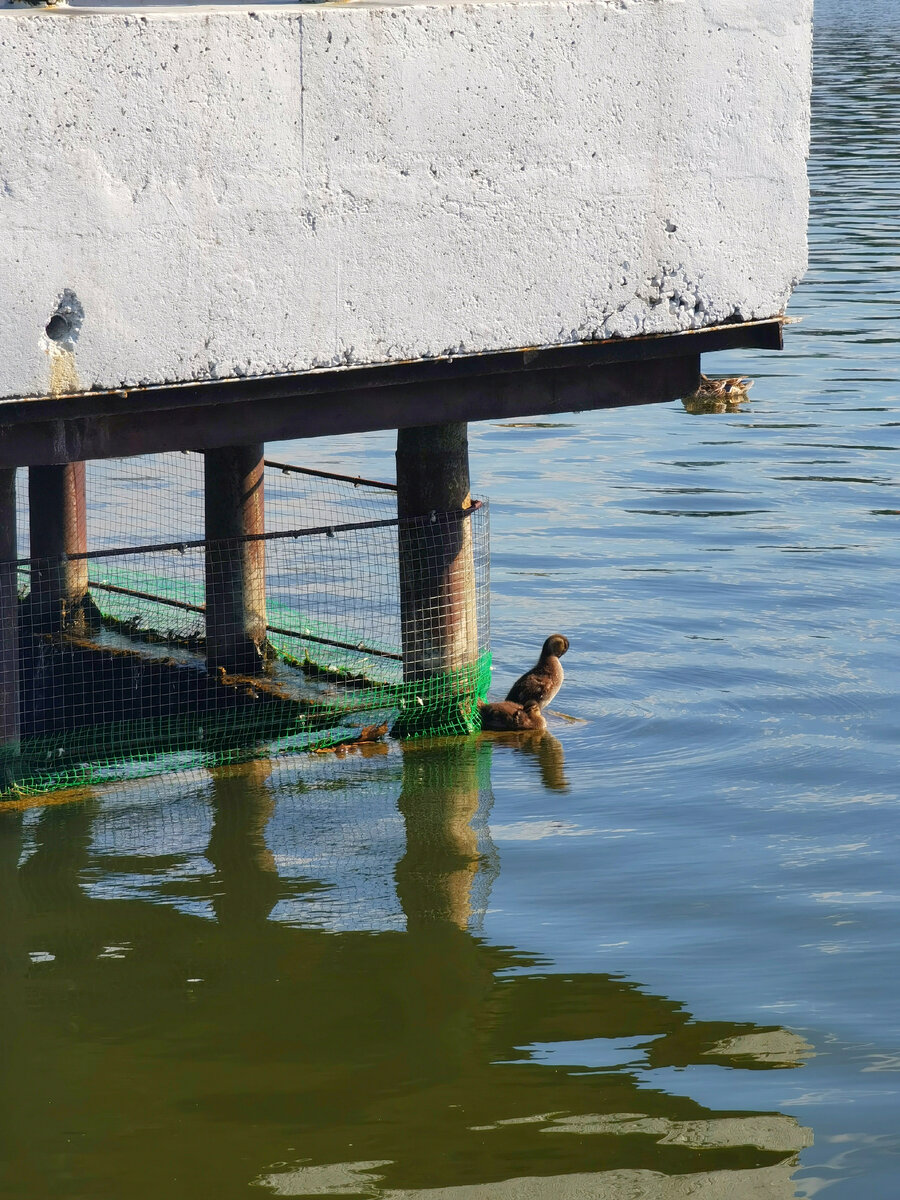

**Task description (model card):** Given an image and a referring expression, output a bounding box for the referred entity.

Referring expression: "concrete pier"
[0,0,812,407]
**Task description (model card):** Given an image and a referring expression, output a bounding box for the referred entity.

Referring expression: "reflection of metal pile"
[0,746,813,1198]
[6,455,491,795]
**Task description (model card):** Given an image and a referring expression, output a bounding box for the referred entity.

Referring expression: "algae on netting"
[4,612,491,797]
[4,459,491,797]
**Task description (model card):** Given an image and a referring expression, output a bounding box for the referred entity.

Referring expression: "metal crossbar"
[11,502,482,567]
[265,460,397,491]
[88,579,403,661]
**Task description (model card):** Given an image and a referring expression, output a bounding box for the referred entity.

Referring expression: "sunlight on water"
[1,1,898,1197]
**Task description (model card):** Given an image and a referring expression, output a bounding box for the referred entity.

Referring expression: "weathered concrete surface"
[0,0,812,401]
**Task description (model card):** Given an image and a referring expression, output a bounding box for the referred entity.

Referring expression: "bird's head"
[542,634,570,658]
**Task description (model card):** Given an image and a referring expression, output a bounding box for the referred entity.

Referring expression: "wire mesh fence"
[3,454,490,797]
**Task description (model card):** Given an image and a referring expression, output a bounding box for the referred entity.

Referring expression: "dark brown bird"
[505,634,569,709]
[478,699,547,732]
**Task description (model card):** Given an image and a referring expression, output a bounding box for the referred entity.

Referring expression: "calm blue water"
[2,1,898,1196]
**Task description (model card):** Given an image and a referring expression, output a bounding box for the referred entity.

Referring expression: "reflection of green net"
[3,455,490,797]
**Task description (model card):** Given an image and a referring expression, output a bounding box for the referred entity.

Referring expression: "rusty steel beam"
[204,445,268,677]
[27,463,90,634]
[0,319,783,430]
[0,470,19,783]
[0,354,702,468]
[395,423,478,717]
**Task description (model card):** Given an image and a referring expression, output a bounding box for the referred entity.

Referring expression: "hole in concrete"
[45,313,71,342]
[45,289,84,352]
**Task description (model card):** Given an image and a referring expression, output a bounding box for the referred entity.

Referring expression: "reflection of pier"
[0,742,812,1199]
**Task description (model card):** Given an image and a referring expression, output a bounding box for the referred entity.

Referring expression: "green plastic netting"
[1,454,490,797]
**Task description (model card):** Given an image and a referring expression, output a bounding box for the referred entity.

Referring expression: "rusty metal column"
[28,462,90,634]
[204,444,267,676]
[0,469,20,785]
[395,422,478,731]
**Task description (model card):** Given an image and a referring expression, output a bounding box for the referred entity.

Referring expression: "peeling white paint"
[0,0,812,400]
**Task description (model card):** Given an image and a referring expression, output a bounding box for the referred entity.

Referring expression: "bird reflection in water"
[0,743,811,1200]
[513,727,570,793]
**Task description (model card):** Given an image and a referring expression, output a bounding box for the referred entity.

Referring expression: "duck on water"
[477,635,570,732]
[477,698,547,733]
[505,634,569,708]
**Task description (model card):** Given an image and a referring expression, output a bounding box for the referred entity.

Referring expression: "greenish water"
[2,1,899,1196]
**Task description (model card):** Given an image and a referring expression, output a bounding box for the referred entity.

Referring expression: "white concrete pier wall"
[0,0,812,401]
